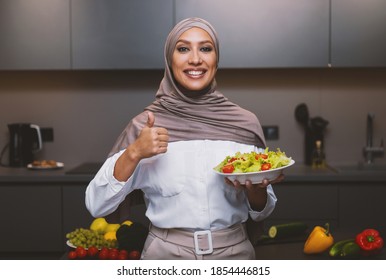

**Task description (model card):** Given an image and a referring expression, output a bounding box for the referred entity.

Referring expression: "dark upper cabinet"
[0,0,71,70]
[2,0,385,70]
[71,0,174,69]
[331,0,386,67]
[175,0,330,68]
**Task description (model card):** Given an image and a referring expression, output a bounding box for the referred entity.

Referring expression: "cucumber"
[329,239,355,257]
[340,242,361,259]
[268,222,308,239]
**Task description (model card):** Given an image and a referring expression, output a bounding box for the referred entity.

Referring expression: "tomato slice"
[261,163,271,171]
[228,157,237,163]
[222,164,235,173]
[255,154,268,160]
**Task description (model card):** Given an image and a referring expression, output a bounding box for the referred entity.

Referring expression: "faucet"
[363,113,384,164]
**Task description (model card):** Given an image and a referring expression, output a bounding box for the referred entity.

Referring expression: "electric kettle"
[7,123,43,167]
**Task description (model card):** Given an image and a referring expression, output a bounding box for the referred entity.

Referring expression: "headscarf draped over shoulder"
[109,18,265,156]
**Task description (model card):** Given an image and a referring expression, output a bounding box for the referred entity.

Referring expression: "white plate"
[214,159,295,184]
[66,240,76,249]
[27,162,64,170]
[66,240,108,250]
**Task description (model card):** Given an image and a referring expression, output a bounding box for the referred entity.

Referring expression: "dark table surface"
[61,230,385,260]
[254,230,385,260]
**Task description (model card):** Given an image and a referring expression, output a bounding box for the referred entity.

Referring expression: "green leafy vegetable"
[214,148,291,174]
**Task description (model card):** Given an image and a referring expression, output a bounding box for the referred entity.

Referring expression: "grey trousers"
[141,224,256,260]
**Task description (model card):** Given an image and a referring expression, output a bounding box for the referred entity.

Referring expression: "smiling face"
[171,27,217,93]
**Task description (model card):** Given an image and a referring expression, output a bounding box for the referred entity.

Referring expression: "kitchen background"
[1,68,386,167]
[1,0,386,260]
[0,0,385,168]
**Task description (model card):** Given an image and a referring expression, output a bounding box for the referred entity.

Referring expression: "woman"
[86,18,281,260]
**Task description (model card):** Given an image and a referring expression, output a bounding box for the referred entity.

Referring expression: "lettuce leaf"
[214,148,291,173]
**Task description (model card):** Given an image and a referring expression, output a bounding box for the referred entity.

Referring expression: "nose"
[188,49,202,65]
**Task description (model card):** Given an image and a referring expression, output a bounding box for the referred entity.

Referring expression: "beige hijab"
[109,18,265,156]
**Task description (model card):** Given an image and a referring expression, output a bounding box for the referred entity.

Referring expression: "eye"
[177,46,189,53]
[200,46,213,52]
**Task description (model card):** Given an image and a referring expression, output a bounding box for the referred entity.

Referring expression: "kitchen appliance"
[295,103,313,165]
[295,104,329,165]
[7,123,42,167]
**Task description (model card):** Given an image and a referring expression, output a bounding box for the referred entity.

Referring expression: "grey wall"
[1,69,385,167]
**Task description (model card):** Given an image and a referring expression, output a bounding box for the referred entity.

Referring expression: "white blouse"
[85,140,277,230]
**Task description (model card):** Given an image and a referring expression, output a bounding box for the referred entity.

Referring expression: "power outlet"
[262,125,279,140]
[41,127,54,142]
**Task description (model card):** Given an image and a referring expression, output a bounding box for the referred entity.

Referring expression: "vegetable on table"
[303,223,334,254]
[268,222,308,239]
[329,238,354,257]
[340,241,361,258]
[329,239,361,258]
[355,228,384,256]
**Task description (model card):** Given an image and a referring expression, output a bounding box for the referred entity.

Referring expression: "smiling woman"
[171,27,217,92]
[85,17,280,260]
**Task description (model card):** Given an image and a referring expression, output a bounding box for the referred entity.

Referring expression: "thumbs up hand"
[146,110,155,128]
[113,111,169,181]
[135,111,169,159]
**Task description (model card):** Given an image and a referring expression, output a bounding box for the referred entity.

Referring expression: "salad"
[214,148,292,174]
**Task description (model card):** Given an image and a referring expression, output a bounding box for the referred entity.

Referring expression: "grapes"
[66,228,118,249]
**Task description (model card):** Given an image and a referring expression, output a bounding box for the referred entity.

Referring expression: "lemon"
[90,217,108,232]
[121,220,133,227]
[104,231,117,241]
[105,223,120,233]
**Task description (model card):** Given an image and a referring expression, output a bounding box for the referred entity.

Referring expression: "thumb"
[146,111,155,128]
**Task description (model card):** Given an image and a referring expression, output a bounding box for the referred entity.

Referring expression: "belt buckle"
[193,230,213,255]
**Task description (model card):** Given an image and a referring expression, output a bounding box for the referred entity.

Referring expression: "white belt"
[149,223,248,255]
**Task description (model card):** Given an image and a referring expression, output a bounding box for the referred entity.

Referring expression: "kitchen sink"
[331,162,386,173]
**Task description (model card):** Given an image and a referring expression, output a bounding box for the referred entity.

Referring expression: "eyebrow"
[176,39,214,45]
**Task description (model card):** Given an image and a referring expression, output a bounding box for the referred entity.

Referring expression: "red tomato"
[87,246,99,258]
[261,163,271,171]
[118,249,129,259]
[68,251,77,260]
[128,250,141,260]
[222,164,235,173]
[110,248,119,254]
[98,250,109,260]
[75,246,87,259]
[229,157,245,162]
[117,253,128,260]
[108,250,119,260]
[255,154,268,160]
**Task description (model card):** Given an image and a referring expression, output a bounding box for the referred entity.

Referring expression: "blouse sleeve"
[247,184,277,222]
[85,150,139,218]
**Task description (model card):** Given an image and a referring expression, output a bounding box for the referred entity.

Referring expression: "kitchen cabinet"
[71,0,174,69]
[266,181,386,234]
[1,164,386,253]
[2,0,385,70]
[0,183,93,252]
[266,183,339,228]
[331,0,386,67]
[62,184,94,249]
[0,185,62,251]
[175,0,329,68]
[0,0,71,70]
[339,183,386,233]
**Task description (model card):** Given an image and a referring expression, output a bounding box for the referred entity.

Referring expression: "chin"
[183,80,212,91]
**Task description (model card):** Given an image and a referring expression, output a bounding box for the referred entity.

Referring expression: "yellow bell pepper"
[104,231,117,241]
[304,223,334,254]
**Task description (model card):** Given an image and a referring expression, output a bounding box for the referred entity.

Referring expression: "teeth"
[187,70,204,76]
